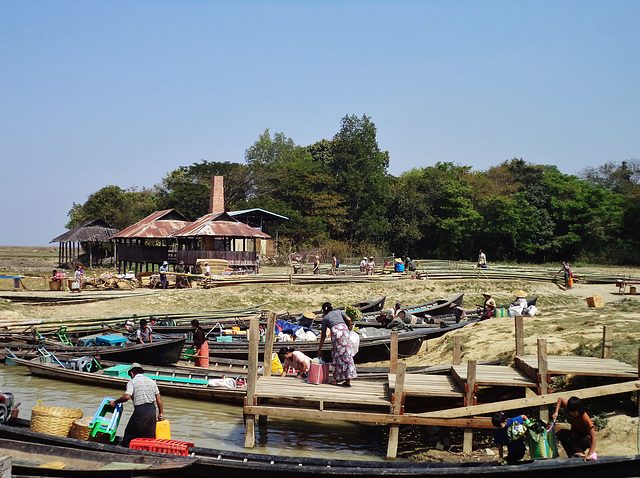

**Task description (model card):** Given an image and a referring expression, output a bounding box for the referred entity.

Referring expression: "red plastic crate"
[129,438,195,456]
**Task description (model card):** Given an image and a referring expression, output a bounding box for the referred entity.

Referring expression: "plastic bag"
[305,330,318,341]
[508,305,524,317]
[349,330,360,356]
[271,353,283,374]
[294,328,307,341]
[507,421,528,441]
[525,305,538,317]
[207,377,237,388]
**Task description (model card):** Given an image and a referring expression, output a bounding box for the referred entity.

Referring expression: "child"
[552,396,597,460]
[492,411,528,465]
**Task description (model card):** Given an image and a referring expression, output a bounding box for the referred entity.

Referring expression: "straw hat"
[482,293,491,298]
[514,290,527,298]
[394,258,402,263]
[302,311,316,320]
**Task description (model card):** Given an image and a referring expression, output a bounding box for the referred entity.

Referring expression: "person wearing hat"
[394,258,405,273]
[365,257,375,275]
[278,346,312,379]
[159,261,169,290]
[110,363,164,448]
[476,293,497,319]
[511,290,528,315]
[175,261,188,289]
[204,262,210,276]
[360,257,367,274]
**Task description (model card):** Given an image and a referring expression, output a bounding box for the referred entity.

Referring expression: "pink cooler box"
[308,363,330,384]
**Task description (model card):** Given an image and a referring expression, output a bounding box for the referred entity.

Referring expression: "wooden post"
[602,326,613,359]
[244,317,259,448]
[453,336,461,365]
[515,315,524,356]
[263,311,277,376]
[463,360,477,452]
[537,339,549,422]
[390,331,399,374]
[387,361,406,460]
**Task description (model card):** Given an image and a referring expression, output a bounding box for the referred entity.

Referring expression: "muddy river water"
[1,365,389,460]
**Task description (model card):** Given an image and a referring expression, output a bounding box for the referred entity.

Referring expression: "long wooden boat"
[14,356,247,404]
[357,295,538,329]
[150,296,387,335]
[2,419,639,478]
[10,337,186,366]
[0,436,195,477]
[355,293,464,327]
[206,320,473,364]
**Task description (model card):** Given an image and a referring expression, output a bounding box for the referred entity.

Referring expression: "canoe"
[13,356,247,404]
[150,296,387,335]
[357,295,539,329]
[205,320,473,363]
[10,337,186,366]
[1,420,639,478]
[0,436,195,477]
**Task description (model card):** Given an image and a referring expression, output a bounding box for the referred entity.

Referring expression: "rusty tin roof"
[170,212,271,239]
[110,210,192,239]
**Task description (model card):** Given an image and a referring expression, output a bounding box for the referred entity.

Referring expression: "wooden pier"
[243,314,640,459]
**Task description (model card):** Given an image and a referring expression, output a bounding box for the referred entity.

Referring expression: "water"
[1,365,387,460]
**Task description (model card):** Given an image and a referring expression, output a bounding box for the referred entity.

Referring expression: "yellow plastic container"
[156,419,171,440]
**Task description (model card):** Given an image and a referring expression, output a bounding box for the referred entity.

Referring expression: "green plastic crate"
[103,364,130,377]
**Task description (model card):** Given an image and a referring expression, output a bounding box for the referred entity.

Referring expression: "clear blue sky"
[2,1,639,246]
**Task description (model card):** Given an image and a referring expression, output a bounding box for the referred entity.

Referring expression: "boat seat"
[89,397,123,442]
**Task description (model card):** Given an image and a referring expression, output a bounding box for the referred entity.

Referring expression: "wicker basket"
[68,417,91,440]
[30,400,84,437]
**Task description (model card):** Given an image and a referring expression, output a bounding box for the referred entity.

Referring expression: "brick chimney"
[209,176,224,213]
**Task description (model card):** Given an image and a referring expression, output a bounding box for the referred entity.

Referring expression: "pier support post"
[463,360,477,452]
[453,336,461,365]
[244,317,260,448]
[263,311,277,376]
[515,315,524,356]
[537,339,549,422]
[387,361,406,459]
[390,331,399,374]
[602,326,613,359]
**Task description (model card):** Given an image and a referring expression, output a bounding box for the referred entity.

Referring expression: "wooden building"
[169,212,271,271]
[109,209,191,274]
[109,176,281,274]
[50,218,120,269]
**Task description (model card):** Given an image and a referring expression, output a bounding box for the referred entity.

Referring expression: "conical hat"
[514,290,527,298]
[302,311,316,320]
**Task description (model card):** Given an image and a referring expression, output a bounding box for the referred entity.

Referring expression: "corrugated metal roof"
[110,209,192,239]
[170,212,271,239]
[50,218,120,243]
[228,208,289,221]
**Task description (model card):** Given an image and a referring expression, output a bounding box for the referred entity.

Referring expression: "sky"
[2,1,639,246]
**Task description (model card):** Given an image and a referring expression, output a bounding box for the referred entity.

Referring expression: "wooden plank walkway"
[388,373,464,398]
[515,355,638,378]
[255,376,391,407]
[451,364,537,388]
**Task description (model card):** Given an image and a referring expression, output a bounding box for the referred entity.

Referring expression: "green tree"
[66,185,158,230]
[157,161,251,219]
[323,114,390,243]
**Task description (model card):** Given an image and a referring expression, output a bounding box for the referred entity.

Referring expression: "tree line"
[67,114,640,265]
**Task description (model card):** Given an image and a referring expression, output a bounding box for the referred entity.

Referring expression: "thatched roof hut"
[50,218,120,268]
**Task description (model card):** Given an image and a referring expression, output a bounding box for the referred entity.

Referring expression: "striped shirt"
[125,374,159,407]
